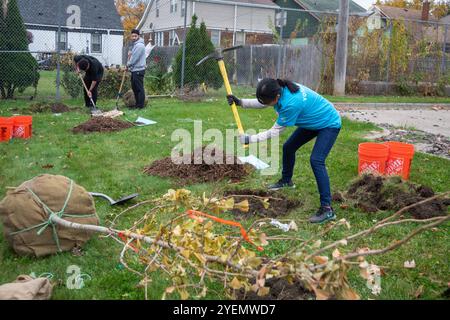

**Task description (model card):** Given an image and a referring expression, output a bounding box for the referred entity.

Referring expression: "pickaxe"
[196,45,246,139]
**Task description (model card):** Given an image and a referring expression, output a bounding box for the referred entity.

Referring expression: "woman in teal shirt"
[227,78,341,224]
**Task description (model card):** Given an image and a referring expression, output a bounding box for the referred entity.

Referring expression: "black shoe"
[267,180,296,191]
[309,206,336,224]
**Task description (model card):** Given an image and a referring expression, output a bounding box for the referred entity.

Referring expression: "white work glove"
[239,134,251,145]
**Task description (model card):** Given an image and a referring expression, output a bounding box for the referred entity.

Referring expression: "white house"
[18,0,124,66]
[136,0,279,47]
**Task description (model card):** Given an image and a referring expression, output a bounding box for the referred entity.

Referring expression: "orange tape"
[186,210,263,251]
[118,232,139,253]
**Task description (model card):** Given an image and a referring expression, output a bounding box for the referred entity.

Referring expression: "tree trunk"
[7,84,15,99]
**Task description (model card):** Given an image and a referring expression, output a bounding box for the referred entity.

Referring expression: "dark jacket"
[74,55,104,81]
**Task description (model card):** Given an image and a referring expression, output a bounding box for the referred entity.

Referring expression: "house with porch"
[136,0,279,47]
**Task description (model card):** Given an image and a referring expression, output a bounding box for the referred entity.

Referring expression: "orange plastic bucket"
[358,143,389,175]
[384,141,415,180]
[0,117,14,142]
[12,115,32,139]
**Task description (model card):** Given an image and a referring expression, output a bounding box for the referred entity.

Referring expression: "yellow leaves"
[260,198,270,209]
[179,290,190,300]
[234,200,249,212]
[163,189,192,206]
[193,252,206,265]
[180,249,190,259]
[172,225,182,237]
[313,256,329,265]
[257,286,270,297]
[230,277,243,290]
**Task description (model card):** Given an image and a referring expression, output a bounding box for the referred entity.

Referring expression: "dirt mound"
[237,278,314,300]
[50,103,70,113]
[143,146,252,184]
[223,189,301,218]
[27,102,71,113]
[344,174,449,219]
[72,116,134,134]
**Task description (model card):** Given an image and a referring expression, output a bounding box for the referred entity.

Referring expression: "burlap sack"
[0,275,53,300]
[123,89,148,108]
[0,174,99,257]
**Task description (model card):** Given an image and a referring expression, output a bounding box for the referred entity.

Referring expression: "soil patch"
[50,103,70,113]
[343,174,449,219]
[143,146,253,184]
[25,102,72,113]
[223,189,301,219]
[237,278,314,300]
[72,116,134,134]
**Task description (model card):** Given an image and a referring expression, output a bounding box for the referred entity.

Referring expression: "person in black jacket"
[73,55,104,112]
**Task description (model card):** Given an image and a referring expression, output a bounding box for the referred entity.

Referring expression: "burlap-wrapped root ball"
[0,174,99,257]
[123,90,148,108]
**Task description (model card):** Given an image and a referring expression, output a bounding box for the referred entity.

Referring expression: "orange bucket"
[0,117,14,142]
[358,143,389,175]
[12,115,32,139]
[384,141,415,180]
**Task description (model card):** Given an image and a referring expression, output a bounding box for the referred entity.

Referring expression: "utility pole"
[333,0,349,96]
[56,0,62,102]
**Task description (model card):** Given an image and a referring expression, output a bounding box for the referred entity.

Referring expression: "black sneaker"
[267,180,296,191]
[309,206,336,224]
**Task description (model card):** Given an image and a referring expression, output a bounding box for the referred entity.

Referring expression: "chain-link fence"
[2,0,450,102]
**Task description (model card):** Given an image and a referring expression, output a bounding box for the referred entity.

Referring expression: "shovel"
[77,72,102,116]
[115,68,127,111]
[89,192,139,206]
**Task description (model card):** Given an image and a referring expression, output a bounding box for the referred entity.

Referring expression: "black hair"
[256,78,299,104]
[78,59,89,71]
[131,29,140,35]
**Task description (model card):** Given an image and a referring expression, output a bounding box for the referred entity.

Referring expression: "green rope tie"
[10,178,96,252]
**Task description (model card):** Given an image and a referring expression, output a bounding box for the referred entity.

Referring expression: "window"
[169,30,180,45]
[210,30,220,47]
[181,0,185,17]
[156,0,159,18]
[56,31,67,51]
[155,31,164,46]
[170,0,177,13]
[234,32,245,46]
[91,33,102,53]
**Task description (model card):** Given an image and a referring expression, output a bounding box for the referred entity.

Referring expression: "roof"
[18,0,123,30]
[375,5,437,22]
[293,0,366,20]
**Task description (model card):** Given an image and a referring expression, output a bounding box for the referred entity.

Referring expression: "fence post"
[180,0,189,88]
[385,20,393,83]
[55,0,62,102]
[441,24,448,75]
[276,10,284,79]
[333,0,350,96]
[249,45,253,86]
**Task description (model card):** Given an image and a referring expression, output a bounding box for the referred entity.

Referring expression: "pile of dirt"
[237,278,314,300]
[50,103,70,113]
[72,116,134,134]
[338,174,449,219]
[223,189,301,218]
[143,146,253,184]
[27,102,71,113]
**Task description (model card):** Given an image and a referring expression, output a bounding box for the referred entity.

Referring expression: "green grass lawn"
[12,70,450,104]
[0,95,449,300]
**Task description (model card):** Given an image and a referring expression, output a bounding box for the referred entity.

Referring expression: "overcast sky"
[353,0,376,9]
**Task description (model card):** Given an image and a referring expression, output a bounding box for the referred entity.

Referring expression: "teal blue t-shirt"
[274,84,341,130]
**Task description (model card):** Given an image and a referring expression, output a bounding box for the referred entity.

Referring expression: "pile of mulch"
[223,189,301,219]
[334,174,450,219]
[237,278,314,300]
[50,103,70,113]
[72,116,134,134]
[143,146,253,184]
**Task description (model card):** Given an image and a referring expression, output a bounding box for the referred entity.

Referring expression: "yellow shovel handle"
[217,60,245,136]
